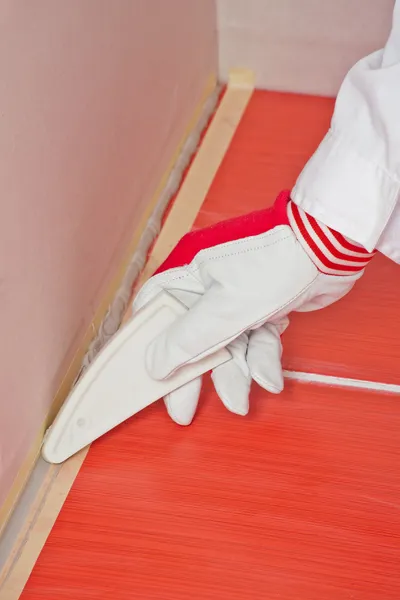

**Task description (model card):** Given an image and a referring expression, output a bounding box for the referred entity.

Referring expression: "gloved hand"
[133,190,375,425]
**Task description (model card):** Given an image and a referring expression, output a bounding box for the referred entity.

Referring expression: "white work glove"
[133,191,374,424]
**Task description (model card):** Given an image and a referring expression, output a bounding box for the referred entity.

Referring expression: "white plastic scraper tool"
[42,291,231,464]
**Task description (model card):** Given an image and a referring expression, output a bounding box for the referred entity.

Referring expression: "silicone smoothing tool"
[42,291,231,464]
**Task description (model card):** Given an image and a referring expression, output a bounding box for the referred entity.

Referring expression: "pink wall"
[217,0,393,95]
[0,0,217,503]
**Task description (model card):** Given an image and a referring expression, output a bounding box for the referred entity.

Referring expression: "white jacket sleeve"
[292,0,400,262]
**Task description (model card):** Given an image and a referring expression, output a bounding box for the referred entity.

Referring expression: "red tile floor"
[20,91,400,599]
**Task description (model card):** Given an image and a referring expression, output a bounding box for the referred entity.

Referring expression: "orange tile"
[195,91,334,227]
[283,254,399,383]
[196,91,400,385]
[21,381,400,599]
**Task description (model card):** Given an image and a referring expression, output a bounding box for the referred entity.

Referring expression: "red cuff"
[155,190,290,274]
[288,201,376,276]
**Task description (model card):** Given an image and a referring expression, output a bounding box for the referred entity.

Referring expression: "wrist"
[288,198,376,276]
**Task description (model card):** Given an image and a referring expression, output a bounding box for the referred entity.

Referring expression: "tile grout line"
[284,370,400,394]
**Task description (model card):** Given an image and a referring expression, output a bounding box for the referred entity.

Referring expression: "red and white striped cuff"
[287,201,376,276]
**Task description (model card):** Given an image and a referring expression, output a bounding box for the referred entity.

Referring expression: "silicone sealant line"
[284,370,400,395]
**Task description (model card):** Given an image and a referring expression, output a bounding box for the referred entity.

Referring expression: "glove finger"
[247,323,285,394]
[211,333,251,416]
[163,376,202,426]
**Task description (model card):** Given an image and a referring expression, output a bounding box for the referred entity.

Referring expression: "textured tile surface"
[21,381,400,599]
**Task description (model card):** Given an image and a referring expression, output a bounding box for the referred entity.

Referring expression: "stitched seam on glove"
[187,230,293,271]
[136,229,309,306]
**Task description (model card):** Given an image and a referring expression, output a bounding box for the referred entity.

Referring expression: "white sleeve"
[292,0,400,261]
